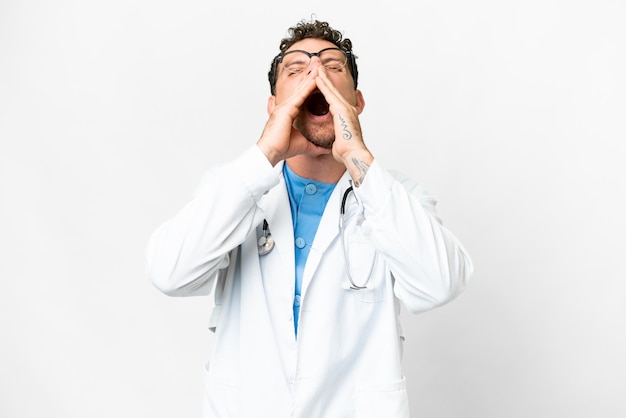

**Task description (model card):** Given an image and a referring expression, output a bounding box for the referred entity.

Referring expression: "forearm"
[146,146,279,296]
[354,163,473,312]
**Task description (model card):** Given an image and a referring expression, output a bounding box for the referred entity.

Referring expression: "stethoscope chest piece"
[258,219,275,256]
[257,234,274,256]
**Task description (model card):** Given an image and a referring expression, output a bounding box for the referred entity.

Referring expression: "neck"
[285,153,346,183]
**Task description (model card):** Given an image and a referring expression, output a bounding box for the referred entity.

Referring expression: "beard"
[293,113,335,149]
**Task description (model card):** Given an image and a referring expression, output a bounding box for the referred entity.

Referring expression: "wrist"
[342,148,374,187]
[256,142,282,167]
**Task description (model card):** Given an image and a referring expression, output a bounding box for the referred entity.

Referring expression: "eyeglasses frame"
[270,46,358,91]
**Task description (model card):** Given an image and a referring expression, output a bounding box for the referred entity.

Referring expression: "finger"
[284,71,318,108]
[315,67,350,108]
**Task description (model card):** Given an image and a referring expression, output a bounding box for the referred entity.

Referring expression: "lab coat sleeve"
[146,145,279,296]
[353,161,473,313]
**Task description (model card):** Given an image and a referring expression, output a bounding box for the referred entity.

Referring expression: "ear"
[355,90,365,115]
[267,96,276,115]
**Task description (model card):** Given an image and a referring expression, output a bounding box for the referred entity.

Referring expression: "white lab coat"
[147,145,472,418]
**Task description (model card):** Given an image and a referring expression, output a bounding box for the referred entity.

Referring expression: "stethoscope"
[339,186,371,290]
[257,184,373,290]
[257,219,275,256]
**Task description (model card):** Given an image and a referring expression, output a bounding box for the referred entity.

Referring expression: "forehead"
[285,38,338,54]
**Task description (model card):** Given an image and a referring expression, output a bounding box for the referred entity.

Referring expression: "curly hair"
[268,20,359,95]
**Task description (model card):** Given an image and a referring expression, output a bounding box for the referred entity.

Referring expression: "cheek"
[328,72,355,90]
[275,75,302,97]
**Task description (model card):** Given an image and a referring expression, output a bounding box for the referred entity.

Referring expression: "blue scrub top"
[283,163,336,336]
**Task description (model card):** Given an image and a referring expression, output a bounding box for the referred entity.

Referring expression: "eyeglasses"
[277,47,349,74]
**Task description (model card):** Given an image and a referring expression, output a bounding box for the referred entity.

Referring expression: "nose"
[306,56,323,75]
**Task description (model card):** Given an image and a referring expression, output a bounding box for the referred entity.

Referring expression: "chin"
[306,137,334,149]
[301,128,335,148]
[295,119,335,149]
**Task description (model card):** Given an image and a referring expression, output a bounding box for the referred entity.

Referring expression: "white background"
[1,0,625,417]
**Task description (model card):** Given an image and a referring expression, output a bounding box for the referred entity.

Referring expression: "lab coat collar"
[301,171,355,298]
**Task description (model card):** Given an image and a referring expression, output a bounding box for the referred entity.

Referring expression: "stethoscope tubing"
[339,186,371,290]
[257,184,372,291]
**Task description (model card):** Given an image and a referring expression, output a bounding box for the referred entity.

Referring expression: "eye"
[285,66,305,75]
[283,53,309,74]
[320,49,347,71]
[288,71,302,77]
[323,59,344,71]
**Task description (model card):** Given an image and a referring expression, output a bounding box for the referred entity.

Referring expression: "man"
[147,19,472,418]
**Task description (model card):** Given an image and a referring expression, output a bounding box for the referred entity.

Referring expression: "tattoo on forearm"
[338,114,353,140]
[352,157,370,187]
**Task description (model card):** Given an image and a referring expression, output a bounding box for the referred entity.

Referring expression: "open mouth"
[304,92,329,116]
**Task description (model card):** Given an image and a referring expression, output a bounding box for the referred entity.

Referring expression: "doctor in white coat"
[147,19,473,418]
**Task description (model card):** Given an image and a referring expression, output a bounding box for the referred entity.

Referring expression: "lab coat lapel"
[258,162,295,282]
[301,172,353,298]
